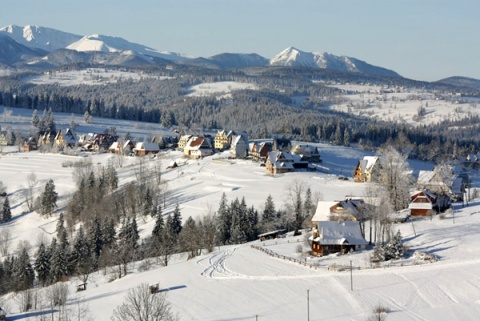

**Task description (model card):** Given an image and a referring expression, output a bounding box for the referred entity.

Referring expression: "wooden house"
[408,190,436,216]
[353,156,379,183]
[250,141,272,162]
[23,137,38,152]
[38,131,56,147]
[214,130,235,150]
[133,142,160,156]
[178,135,193,151]
[184,136,213,159]
[108,141,122,154]
[310,221,368,256]
[55,128,77,148]
[265,151,295,174]
[412,189,450,215]
[229,134,249,159]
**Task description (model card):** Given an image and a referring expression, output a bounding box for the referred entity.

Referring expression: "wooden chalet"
[184,136,213,159]
[23,136,38,152]
[250,141,272,162]
[214,130,235,151]
[353,156,379,183]
[265,151,295,174]
[133,142,160,156]
[310,221,368,256]
[408,190,436,216]
[55,128,77,149]
[229,134,249,159]
[178,135,193,151]
[38,131,56,147]
[108,141,122,154]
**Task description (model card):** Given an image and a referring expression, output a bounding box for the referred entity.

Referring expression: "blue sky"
[2,0,479,81]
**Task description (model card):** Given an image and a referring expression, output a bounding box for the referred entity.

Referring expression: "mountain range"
[1,24,399,77]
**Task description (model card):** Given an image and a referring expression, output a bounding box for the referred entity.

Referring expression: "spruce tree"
[262,194,276,231]
[171,204,182,235]
[2,196,11,222]
[31,109,40,130]
[50,243,69,283]
[40,179,58,217]
[152,210,165,239]
[216,193,231,245]
[34,242,51,287]
[88,217,104,263]
[13,248,35,291]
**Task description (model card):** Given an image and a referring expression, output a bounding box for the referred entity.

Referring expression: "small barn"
[408,190,436,216]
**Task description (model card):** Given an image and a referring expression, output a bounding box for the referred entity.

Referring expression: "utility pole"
[350,260,353,291]
[307,289,310,321]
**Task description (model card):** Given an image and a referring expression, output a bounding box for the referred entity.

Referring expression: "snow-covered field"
[23,68,173,86]
[186,81,257,98]
[325,83,480,126]
[0,106,479,320]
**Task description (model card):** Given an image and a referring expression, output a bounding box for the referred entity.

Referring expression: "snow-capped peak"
[0,24,82,51]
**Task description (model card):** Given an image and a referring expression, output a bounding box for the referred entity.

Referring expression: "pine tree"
[180,216,199,259]
[13,248,35,291]
[40,179,58,217]
[216,193,231,245]
[46,107,56,133]
[56,213,66,240]
[261,194,276,232]
[371,244,385,263]
[384,230,404,260]
[88,217,104,262]
[102,217,117,248]
[50,242,69,283]
[294,191,303,235]
[143,186,153,217]
[31,108,40,130]
[152,210,165,239]
[247,206,259,241]
[2,196,11,222]
[34,242,51,287]
[171,204,182,235]
[230,198,248,244]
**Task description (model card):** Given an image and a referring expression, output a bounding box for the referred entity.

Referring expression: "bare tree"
[110,283,177,321]
[0,228,11,256]
[24,172,38,212]
[377,146,412,211]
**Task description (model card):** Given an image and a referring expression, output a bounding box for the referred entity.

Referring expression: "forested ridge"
[1,64,480,161]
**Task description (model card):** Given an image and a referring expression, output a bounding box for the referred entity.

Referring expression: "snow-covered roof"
[134,142,159,151]
[311,221,368,246]
[312,201,339,222]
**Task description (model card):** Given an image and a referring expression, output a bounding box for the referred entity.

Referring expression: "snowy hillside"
[0,106,479,320]
[0,25,82,52]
